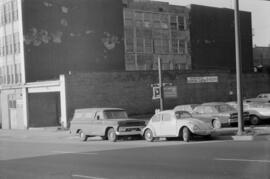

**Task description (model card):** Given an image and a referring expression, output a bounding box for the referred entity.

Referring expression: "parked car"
[245,93,270,103]
[227,101,270,125]
[192,102,249,129]
[142,110,213,142]
[70,108,146,142]
[174,104,199,113]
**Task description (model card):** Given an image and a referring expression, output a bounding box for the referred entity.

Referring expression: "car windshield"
[103,110,128,119]
[215,104,235,112]
[175,111,192,119]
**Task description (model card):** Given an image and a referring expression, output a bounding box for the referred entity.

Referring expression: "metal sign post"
[234,0,244,135]
[158,56,164,111]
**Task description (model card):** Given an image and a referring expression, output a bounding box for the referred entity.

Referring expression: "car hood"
[110,118,146,126]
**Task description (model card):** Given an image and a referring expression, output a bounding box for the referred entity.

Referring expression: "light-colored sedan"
[245,93,270,103]
[227,101,270,125]
[142,110,213,142]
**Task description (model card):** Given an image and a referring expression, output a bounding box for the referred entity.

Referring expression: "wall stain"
[101,32,120,50]
[24,28,63,45]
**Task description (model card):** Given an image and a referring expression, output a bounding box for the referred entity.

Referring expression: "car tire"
[107,128,117,142]
[79,130,88,142]
[212,119,222,129]
[250,115,260,125]
[144,129,154,142]
[182,127,191,142]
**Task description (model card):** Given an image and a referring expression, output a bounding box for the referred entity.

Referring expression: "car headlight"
[192,125,200,131]
[118,127,126,132]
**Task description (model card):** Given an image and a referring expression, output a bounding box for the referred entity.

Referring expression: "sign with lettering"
[187,76,218,84]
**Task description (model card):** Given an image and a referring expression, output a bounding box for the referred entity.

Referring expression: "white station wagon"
[142,110,213,142]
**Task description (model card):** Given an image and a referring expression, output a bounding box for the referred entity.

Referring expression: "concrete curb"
[212,133,270,141]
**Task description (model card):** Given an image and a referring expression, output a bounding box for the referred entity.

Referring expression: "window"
[170,15,177,30]
[162,113,171,121]
[194,107,204,114]
[178,16,185,31]
[144,39,153,53]
[8,94,16,109]
[103,110,128,119]
[204,107,216,114]
[125,38,134,52]
[136,38,144,53]
[124,9,133,19]
[144,12,152,28]
[160,14,168,29]
[151,114,161,122]
[175,111,192,119]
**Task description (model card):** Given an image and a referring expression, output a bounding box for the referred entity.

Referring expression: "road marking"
[72,174,108,179]
[52,151,98,155]
[215,158,270,163]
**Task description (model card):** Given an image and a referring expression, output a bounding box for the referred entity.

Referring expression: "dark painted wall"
[23,0,125,82]
[189,5,253,72]
[65,71,270,122]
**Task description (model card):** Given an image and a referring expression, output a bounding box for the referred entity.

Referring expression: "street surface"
[0,129,269,179]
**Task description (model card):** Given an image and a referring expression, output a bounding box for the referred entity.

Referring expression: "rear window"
[73,111,95,119]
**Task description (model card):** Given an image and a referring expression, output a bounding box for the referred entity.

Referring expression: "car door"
[91,111,105,136]
[160,112,177,137]
[193,106,213,123]
[150,114,162,136]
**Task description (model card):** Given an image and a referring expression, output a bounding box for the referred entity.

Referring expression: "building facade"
[123,0,191,71]
[0,0,125,129]
[189,4,253,72]
[253,47,270,67]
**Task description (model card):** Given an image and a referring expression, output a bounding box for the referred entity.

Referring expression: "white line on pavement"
[72,174,108,179]
[52,151,98,155]
[215,158,270,163]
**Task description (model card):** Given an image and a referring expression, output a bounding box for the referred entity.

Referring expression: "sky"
[159,0,270,47]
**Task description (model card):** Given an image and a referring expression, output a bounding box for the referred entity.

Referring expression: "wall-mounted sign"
[152,85,178,99]
[187,76,218,84]
[164,86,178,98]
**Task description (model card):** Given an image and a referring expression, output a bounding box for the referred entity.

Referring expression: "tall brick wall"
[65,72,270,121]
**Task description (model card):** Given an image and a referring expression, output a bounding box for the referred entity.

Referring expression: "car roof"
[258,93,270,96]
[74,108,124,113]
[202,102,227,106]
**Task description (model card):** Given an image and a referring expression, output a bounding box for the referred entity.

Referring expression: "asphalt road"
[0,133,270,179]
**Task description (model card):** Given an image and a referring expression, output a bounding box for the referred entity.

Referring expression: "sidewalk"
[212,126,270,141]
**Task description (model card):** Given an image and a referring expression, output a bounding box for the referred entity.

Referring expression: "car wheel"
[212,119,222,129]
[144,129,154,142]
[250,115,260,125]
[107,128,117,142]
[79,130,88,142]
[182,127,191,142]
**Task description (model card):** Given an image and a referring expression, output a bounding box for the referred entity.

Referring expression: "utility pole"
[234,0,244,135]
[158,56,164,111]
